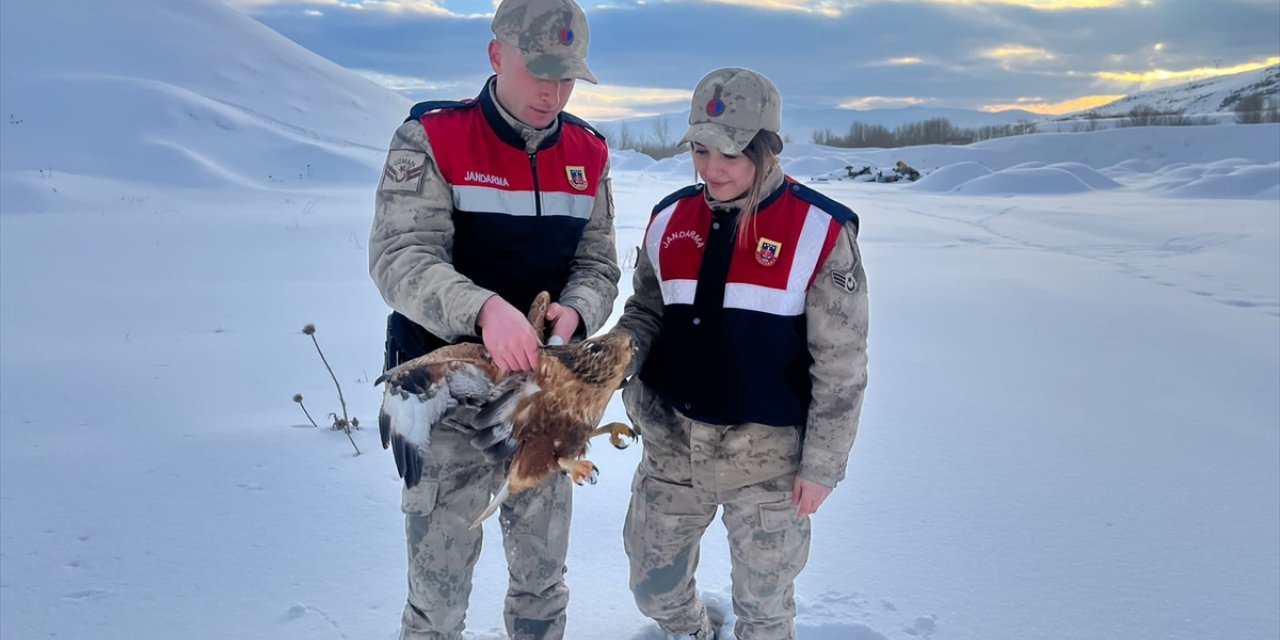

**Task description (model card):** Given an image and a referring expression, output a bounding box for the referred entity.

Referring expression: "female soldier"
[615,67,870,640]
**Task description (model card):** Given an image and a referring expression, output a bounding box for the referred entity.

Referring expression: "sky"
[2,1,1279,638]
[228,0,1280,120]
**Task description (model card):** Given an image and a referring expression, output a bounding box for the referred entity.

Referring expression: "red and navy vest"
[638,179,858,427]
[385,80,609,363]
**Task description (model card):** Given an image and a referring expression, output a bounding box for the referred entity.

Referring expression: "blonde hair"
[734,131,782,248]
[689,131,783,247]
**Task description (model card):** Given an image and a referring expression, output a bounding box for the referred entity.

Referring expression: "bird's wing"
[375,355,501,489]
[470,372,540,462]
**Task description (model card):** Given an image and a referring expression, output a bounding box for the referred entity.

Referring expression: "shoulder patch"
[787,181,859,233]
[404,100,474,123]
[379,149,428,193]
[651,184,704,217]
[560,111,607,142]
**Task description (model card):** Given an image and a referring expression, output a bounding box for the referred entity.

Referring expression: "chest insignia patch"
[755,237,783,267]
[566,166,589,191]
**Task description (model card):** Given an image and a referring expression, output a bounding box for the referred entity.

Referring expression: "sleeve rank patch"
[379,149,428,193]
[832,270,858,293]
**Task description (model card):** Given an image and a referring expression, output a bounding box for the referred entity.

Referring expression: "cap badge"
[755,237,782,267]
[559,28,574,45]
[706,84,725,117]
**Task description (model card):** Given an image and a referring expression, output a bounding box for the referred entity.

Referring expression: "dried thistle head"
[302,324,316,336]
[293,393,304,403]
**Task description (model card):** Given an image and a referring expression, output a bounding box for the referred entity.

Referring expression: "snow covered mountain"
[598,104,1042,146]
[1066,64,1279,118]
[0,0,409,192]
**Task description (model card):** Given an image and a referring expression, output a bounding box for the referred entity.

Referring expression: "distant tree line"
[598,120,684,160]
[601,120,797,160]
[811,117,1037,148]
[1114,105,1216,127]
[1231,92,1280,124]
[1080,91,1279,127]
[601,91,1278,157]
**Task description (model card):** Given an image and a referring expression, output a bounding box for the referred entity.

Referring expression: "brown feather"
[376,292,635,499]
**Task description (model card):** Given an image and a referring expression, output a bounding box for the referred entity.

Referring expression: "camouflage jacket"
[368,78,620,344]
[617,166,869,488]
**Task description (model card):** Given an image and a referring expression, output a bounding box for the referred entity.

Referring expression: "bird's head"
[559,330,634,387]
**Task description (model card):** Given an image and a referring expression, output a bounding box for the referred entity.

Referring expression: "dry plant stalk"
[300,323,360,456]
[293,394,320,428]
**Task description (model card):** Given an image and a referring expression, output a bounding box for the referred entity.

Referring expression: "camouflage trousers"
[621,380,811,640]
[399,414,572,640]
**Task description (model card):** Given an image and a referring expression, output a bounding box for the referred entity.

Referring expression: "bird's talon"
[565,459,598,485]
[597,423,638,450]
[609,433,629,449]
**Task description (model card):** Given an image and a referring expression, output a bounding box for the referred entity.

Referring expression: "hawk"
[375,292,636,526]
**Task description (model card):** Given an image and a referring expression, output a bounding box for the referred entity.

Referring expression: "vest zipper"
[528,152,542,217]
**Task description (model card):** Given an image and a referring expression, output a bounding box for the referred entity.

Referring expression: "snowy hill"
[0,0,409,196]
[599,104,1041,146]
[1065,64,1279,118]
[615,124,1280,200]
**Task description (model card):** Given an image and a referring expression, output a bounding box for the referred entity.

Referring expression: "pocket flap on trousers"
[759,499,798,533]
[401,480,439,516]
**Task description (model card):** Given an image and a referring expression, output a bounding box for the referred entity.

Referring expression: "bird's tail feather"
[469,374,537,461]
[470,480,509,529]
[470,426,519,462]
[379,410,392,449]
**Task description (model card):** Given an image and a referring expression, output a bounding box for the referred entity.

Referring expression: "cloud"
[609,0,1130,16]
[227,0,458,17]
[236,0,1280,116]
[669,0,843,15]
[1095,56,1280,88]
[983,45,1056,60]
[352,70,473,92]
[981,94,1125,114]
[923,0,1126,9]
[839,96,934,109]
[981,45,1057,67]
[568,85,691,119]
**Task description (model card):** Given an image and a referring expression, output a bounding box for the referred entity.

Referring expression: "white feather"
[381,375,458,453]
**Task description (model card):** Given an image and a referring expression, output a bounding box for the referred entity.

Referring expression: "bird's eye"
[584,341,602,355]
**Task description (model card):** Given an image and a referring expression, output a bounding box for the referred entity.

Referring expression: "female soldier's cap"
[492,0,597,84]
[679,67,782,155]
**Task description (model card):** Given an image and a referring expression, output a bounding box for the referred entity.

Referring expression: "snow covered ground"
[2,1,1278,639]
[3,142,1278,640]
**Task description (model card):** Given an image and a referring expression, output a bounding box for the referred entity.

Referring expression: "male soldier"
[367,0,619,637]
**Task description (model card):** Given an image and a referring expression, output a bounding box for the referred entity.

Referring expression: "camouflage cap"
[679,67,782,155]
[492,0,597,84]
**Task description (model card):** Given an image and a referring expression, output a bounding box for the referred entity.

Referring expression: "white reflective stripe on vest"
[722,204,829,315]
[788,205,833,292]
[646,201,679,286]
[453,185,595,220]
[658,278,697,306]
[724,282,805,316]
[647,199,830,316]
